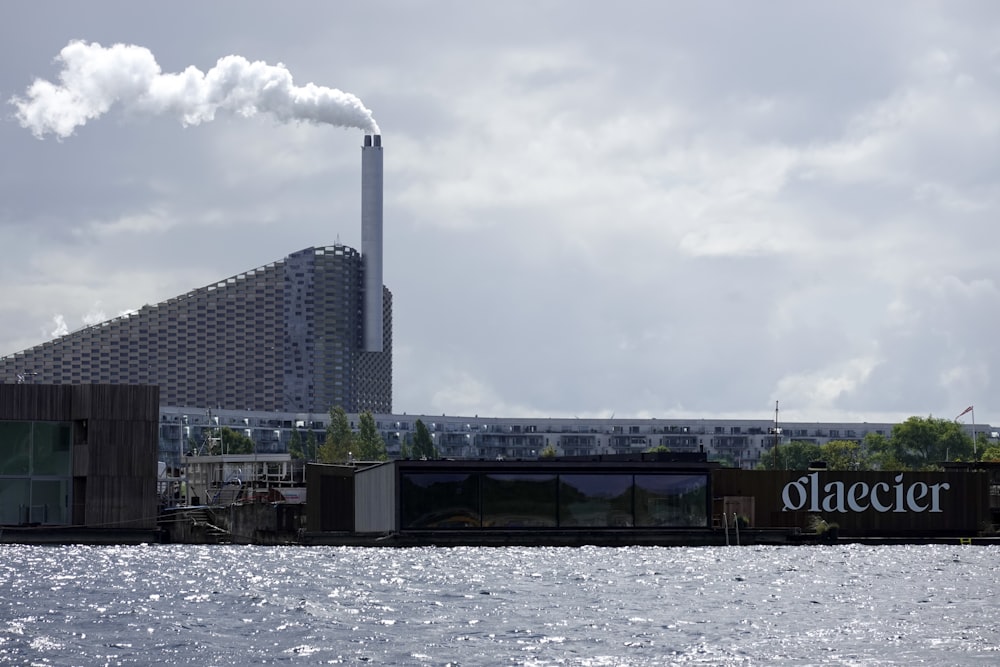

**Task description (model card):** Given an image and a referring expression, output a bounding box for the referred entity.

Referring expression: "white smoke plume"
[50,314,69,338]
[12,40,379,138]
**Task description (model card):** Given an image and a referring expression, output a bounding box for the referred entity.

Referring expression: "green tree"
[202,427,255,455]
[305,430,319,461]
[757,440,821,470]
[819,439,864,470]
[975,432,991,458]
[980,445,1000,462]
[319,406,354,463]
[288,428,304,460]
[862,432,905,470]
[540,443,558,458]
[356,411,388,461]
[645,445,671,454]
[891,416,974,469]
[411,419,438,459]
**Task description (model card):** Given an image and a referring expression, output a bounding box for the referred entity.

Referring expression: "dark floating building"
[300,456,996,547]
[0,383,160,543]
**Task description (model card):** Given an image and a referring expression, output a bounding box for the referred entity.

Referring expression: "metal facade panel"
[355,461,397,533]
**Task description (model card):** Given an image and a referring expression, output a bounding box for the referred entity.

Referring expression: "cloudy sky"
[1,1,998,425]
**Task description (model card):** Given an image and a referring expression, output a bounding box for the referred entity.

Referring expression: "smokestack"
[362,134,384,352]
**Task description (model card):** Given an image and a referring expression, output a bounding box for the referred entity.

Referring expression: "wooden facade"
[0,384,159,531]
[305,463,356,532]
[713,469,989,536]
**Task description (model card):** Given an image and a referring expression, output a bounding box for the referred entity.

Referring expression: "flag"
[956,405,973,419]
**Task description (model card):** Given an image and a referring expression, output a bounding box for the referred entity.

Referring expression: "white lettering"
[893,473,907,512]
[906,482,929,512]
[781,475,809,511]
[821,481,846,512]
[777,474,951,514]
[929,483,950,513]
[808,472,821,512]
[871,482,892,512]
[847,482,870,512]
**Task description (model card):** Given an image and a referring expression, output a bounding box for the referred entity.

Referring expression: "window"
[559,475,633,527]
[482,474,557,527]
[0,420,72,525]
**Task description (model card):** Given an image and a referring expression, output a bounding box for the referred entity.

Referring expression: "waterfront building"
[155,405,999,470]
[0,383,159,537]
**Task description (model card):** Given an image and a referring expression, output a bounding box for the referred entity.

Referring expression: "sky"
[1,1,998,425]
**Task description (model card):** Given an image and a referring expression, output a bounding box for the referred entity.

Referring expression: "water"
[0,544,998,665]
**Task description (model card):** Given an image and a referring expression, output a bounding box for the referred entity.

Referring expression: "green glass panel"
[0,478,30,525]
[32,422,72,475]
[31,479,70,525]
[634,474,708,527]
[559,474,634,527]
[482,474,557,528]
[0,422,31,475]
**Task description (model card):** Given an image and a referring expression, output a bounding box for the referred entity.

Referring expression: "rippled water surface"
[1,544,998,665]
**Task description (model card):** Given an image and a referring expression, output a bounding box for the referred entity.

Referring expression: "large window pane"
[0,422,31,475]
[400,473,479,529]
[0,479,30,525]
[32,422,72,476]
[31,479,70,525]
[482,474,557,528]
[634,474,708,527]
[559,474,634,527]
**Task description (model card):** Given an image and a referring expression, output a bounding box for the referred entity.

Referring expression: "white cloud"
[49,314,68,338]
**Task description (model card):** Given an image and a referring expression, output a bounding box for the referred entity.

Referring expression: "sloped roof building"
[0,245,392,415]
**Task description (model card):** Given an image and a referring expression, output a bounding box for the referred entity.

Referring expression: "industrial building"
[0,136,391,417]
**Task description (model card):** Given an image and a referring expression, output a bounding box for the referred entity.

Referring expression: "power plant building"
[0,246,392,414]
[0,136,392,415]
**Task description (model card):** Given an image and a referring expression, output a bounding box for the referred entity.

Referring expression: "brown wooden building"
[713,469,989,536]
[0,384,159,540]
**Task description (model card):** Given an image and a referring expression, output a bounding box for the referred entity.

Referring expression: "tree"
[860,432,897,470]
[980,445,1000,463]
[890,416,974,469]
[356,411,388,461]
[288,428,304,460]
[319,406,354,463]
[411,419,438,459]
[757,440,821,470]
[201,427,255,455]
[645,445,671,454]
[819,440,863,470]
[540,443,558,458]
[305,430,319,461]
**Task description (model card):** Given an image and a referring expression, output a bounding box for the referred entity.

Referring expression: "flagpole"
[971,407,977,457]
[956,405,976,457]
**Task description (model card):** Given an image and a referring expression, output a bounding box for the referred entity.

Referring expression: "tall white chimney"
[361,134,384,352]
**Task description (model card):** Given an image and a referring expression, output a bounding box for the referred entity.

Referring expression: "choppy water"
[0,544,998,665]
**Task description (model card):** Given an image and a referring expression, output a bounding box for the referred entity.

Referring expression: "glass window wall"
[634,474,707,527]
[482,474,557,527]
[400,473,479,529]
[559,474,634,527]
[0,420,73,525]
[397,469,709,531]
